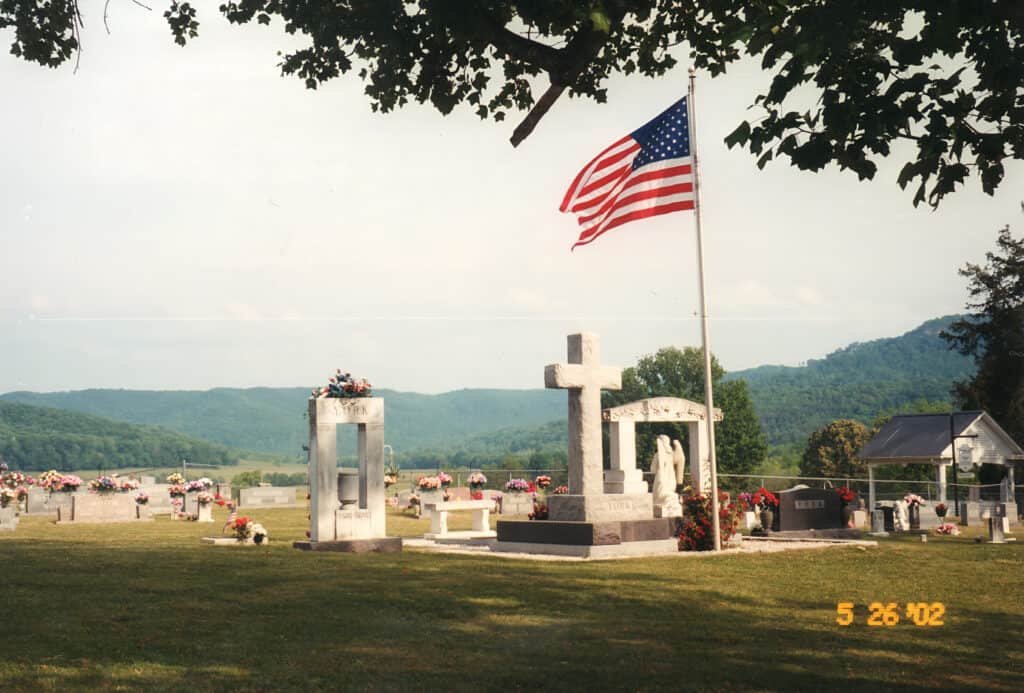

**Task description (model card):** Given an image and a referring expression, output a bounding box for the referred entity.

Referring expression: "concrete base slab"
[497,518,676,545]
[201,536,269,546]
[424,530,496,542]
[490,537,679,559]
[293,537,402,553]
[547,493,653,522]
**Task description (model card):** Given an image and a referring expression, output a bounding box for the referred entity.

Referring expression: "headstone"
[141,476,156,486]
[294,396,401,553]
[0,507,18,531]
[500,493,534,516]
[870,509,887,534]
[544,333,656,522]
[743,510,758,530]
[777,487,842,531]
[238,487,301,508]
[418,488,444,518]
[985,504,1007,543]
[852,509,868,529]
[23,488,75,516]
[58,493,152,523]
[447,487,471,501]
[602,397,722,495]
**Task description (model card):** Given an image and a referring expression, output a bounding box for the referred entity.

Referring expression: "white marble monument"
[295,396,401,552]
[543,333,653,522]
[602,396,723,495]
[651,435,682,518]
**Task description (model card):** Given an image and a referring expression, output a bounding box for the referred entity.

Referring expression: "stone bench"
[423,500,496,541]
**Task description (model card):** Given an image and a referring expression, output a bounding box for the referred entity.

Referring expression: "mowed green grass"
[1,504,1022,692]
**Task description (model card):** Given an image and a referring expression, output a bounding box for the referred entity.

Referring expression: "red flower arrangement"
[836,486,856,503]
[679,491,743,551]
[751,487,779,510]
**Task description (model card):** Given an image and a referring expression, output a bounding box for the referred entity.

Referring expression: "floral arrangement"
[437,472,453,487]
[232,516,253,541]
[135,492,149,505]
[186,479,212,493]
[505,478,530,493]
[835,486,856,503]
[38,470,81,492]
[168,484,187,498]
[935,522,960,536]
[468,472,487,488]
[2,470,34,489]
[119,479,140,492]
[170,498,184,513]
[934,502,948,517]
[313,369,373,398]
[534,475,552,489]
[680,491,743,551]
[904,493,925,507]
[384,473,398,487]
[166,473,185,484]
[196,491,215,506]
[738,492,753,508]
[0,488,15,508]
[751,487,779,510]
[89,476,119,493]
[417,476,441,491]
[15,486,28,501]
[529,500,549,521]
[552,485,569,495]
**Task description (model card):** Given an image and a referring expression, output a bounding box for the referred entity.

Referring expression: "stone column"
[309,399,338,543]
[605,420,647,494]
[360,421,386,537]
[687,421,711,494]
[868,464,876,511]
[937,463,947,504]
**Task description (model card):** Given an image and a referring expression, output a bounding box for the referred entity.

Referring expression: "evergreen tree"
[942,226,1024,444]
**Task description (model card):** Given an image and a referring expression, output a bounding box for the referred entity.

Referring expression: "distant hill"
[0,316,976,465]
[727,316,975,446]
[0,401,241,471]
[0,387,566,463]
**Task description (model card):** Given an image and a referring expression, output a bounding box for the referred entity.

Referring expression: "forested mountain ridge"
[726,316,974,445]
[0,387,566,461]
[0,401,241,471]
[0,316,974,463]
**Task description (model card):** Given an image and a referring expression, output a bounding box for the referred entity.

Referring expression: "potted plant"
[437,472,453,489]
[468,472,487,499]
[904,493,925,530]
[505,478,530,493]
[836,486,856,527]
[752,487,779,532]
[88,476,119,494]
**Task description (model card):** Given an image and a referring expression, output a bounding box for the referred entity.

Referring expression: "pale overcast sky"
[1,8,1019,394]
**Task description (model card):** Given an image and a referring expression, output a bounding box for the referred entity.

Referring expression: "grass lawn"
[2,505,1022,692]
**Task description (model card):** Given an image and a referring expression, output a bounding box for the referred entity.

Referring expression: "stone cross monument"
[544,332,621,496]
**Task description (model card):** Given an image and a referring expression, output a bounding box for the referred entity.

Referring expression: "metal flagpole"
[687,68,722,551]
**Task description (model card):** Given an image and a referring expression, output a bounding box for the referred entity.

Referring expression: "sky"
[1,8,1020,395]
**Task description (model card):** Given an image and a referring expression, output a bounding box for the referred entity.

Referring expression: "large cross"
[545,332,621,495]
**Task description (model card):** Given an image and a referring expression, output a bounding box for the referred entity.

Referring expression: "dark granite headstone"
[778,487,843,531]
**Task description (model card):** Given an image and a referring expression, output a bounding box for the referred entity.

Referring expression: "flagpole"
[687,68,722,552]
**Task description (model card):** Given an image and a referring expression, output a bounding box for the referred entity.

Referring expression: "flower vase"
[759,509,774,533]
[841,503,854,528]
[909,504,920,530]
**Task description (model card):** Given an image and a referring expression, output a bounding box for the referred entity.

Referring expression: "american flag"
[559,96,694,250]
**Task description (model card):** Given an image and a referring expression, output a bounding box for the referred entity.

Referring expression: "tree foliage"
[942,226,1024,444]
[799,419,870,478]
[603,346,768,475]
[4,2,1022,201]
[0,401,240,471]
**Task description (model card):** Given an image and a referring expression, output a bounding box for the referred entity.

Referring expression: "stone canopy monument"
[493,333,680,558]
[293,396,401,553]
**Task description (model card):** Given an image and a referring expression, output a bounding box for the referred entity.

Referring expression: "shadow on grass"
[2,513,1023,691]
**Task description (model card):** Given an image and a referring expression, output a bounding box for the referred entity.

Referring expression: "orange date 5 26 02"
[836,602,945,626]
